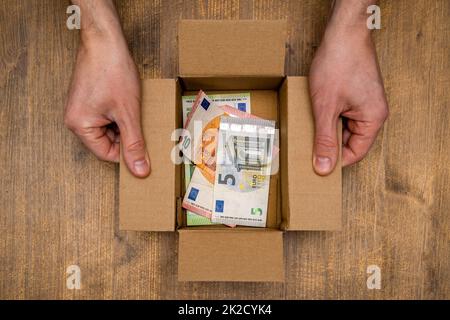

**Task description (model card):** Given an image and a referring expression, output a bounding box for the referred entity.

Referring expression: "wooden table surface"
[1,0,449,299]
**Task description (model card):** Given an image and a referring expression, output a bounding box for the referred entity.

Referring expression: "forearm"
[71,0,125,45]
[328,0,378,38]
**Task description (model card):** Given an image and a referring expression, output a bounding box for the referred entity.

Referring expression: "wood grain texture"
[0,0,448,299]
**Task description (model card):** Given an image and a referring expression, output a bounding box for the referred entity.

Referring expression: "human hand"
[309,0,388,176]
[65,1,150,178]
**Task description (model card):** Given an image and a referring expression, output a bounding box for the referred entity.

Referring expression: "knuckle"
[353,152,366,164]
[345,150,364,166]
[376,108,388,122]
[64,112,79,131]
[310,88,339,111]
[315,134,337,151]
[126,139,145,153]
[93,152,108,162]
[116,99,140,115]
[374,103,389,122]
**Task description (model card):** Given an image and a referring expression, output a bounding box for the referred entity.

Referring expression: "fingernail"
[134,159,149,176]
[314,156,331,174]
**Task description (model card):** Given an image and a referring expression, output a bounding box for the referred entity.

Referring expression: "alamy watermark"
[66,5,80,30]
[367,264,381,290]
[367,5,381,30]
[66,264,81,290]
[67,4,380,31]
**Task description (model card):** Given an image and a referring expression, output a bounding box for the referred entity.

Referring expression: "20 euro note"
[211,117,276,227]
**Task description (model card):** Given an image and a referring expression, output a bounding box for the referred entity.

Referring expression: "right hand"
[64,32,151,178]
[309,0,388,176]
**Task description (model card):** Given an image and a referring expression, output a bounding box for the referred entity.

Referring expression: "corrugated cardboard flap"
[179,20,287,77]
[119,79,179,231]
[178,229,284,282]
[280,77,342,231]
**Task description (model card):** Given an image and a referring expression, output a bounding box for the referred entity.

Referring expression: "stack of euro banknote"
[181,91,276,228]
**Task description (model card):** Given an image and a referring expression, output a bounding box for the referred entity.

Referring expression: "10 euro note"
[184,163,217,225]
[211,117,276,227]
[180,91,223,165]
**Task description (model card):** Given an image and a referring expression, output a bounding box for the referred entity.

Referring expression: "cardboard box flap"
[178,229,284,282]
[280,77,342,231]
[179,20,287,77]
[119,79,179,232]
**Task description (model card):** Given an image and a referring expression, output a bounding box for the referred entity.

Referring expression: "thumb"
[312,109,339,176]
[117,109,151,178]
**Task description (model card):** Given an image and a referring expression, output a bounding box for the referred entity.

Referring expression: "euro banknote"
[182,93,265,220]
[183,166,215,219]
[182,92,251,125]
[184,163,216,225]
[186,210,215,226]
[182,92,251,225]
[211,117,276,227]
[180,91,252,166]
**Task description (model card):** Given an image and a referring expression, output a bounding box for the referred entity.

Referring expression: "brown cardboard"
[178,229,284,282]
[119,20,343,282]
[119,79,180,231]
[179,20,287,77]
[279,77,342,230]
[181,76,284,91]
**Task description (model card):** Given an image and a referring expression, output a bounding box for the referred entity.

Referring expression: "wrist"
[327,0,376,39]
[73,0,126,47]
[80,22,126,51]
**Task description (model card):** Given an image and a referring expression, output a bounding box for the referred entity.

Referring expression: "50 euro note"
[211,117,276,228]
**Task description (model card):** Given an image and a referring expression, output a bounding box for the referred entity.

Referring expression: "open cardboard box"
[120,20,342,282]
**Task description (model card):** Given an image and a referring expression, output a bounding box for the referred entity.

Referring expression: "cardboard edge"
[282,76,343,232]
[119,79,178,232]
[178,20,287,77]
[177,229,285,282]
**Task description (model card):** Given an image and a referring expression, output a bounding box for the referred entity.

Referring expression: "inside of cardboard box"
[176,76,286,232]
